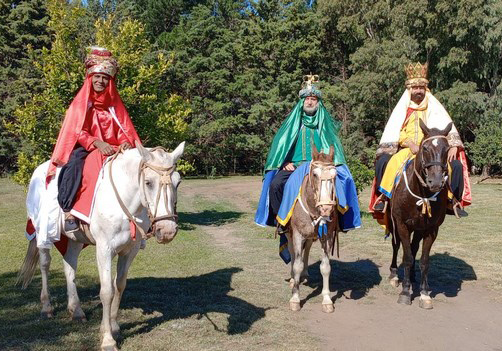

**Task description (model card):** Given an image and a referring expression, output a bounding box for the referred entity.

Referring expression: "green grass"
[0,176,501,350]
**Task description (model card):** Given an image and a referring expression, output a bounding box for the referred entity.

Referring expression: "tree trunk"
[481,164,490,177]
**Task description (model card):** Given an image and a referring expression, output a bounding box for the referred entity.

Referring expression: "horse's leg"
[389,230,401,288]
[289,229,304,311]
[396,222,413,305]
[96,244,117,351]
[287,231,295,289]
[320,238,334,313]
[63,240,86,321]
[410,230,423,284]
[110,244,141,338]
[418,227,438,310]
[300,239,313,283]
[39,248,54,318]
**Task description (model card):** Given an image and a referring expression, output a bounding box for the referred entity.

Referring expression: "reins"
[109,146,177,240]
[405,135,449,217]
[298,161,337,228]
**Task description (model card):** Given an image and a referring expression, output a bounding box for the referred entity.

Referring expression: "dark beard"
[303,105,318,116]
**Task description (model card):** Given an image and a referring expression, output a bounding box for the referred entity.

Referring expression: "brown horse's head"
[418,120,452,193]
[309,145,337,217]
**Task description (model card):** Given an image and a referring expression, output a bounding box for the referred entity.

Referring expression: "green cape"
[264,98,346,171]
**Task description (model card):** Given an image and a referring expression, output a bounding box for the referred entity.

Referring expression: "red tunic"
[77,107,130,151]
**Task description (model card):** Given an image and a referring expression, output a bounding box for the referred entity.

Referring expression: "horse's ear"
[136,141,151,162]
[329,145,334,159]
[419,119,429,136]
[442,122,453,136]
[312,144,319,160]
[171,141,185,163]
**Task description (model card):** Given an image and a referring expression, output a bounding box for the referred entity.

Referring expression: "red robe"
[47,75,141,183]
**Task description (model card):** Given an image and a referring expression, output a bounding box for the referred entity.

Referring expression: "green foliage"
[7,0,189,185]
[3,0,502,182]
[466,94,502,173]
[0,0,50,174]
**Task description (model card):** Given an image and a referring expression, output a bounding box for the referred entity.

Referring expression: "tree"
[0,0,50,174]
[7,0,190,185]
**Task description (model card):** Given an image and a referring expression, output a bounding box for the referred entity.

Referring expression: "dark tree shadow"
[118,268,267,341]
[403,252,477,299]
[178,210,243,230]
[0,267,266,349]
[300,259,382,306]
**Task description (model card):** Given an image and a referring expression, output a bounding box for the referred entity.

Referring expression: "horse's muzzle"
[318,204,334,218]
[154,220,178,244]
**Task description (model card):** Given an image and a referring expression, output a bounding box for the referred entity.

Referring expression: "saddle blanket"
[255,162,361,232]
[26,150,108,250]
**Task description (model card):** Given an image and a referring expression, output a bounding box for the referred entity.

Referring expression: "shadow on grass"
[178,210,243,230]
[301,259,382,306]
[0,267,266,349]
[415,252,477,298]
[0,270,101,350]
[119,267,266,338]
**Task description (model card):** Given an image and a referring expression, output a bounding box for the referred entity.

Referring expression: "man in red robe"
[48,47,141,231]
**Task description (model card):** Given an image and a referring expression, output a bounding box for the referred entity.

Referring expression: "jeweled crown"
[299,74,322,98]
[405,62,428,87]
[85,47,118,78]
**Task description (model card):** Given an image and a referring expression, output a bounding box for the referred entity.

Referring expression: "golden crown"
[299,74,322,98]
[405,62,428,87]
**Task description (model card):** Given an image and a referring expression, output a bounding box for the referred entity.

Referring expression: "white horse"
[18,142,185,351]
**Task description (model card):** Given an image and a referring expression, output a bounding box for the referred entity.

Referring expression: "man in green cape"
[255,75,359,233]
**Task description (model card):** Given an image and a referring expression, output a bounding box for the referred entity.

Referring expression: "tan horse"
[18,142,184,351]
[286,146,339,313]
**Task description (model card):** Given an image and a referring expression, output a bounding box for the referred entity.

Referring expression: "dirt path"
[185,177,502,351]
[302,266,502,351]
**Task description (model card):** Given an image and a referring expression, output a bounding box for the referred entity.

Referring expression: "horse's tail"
[16,239,39,289]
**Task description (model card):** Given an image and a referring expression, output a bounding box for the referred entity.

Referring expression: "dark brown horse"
[287,146,339,312]
[387,120,452,309]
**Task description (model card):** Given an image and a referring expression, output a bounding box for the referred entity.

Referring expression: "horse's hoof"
[419,297,433,310]
[289,301,301,311]
[389,277,399,288]
[397,294,411,305]
[322,303,334,313]
[40,311,53,319]
[72,315,87,322]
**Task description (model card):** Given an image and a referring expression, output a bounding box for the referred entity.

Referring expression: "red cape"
[47,75,141,183]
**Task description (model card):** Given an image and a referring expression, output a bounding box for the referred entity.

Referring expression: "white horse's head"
[136,141,185,244]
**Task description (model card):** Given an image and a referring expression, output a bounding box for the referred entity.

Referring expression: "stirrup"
[64,213,80,233]
[452,201,468,219]
[373,195,388,213]
[276,225,288,238]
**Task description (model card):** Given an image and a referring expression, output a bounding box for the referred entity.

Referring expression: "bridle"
[298,161,337,228]
[403,135,449,217]
[413,135,449,189]
[109,147,178,240]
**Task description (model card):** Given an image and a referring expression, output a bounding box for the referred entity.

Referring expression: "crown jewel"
[85,47,118,78]
[405,62,428,87]
[299,74,322,98]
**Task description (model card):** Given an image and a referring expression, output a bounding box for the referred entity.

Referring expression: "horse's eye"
[145,179,152,188]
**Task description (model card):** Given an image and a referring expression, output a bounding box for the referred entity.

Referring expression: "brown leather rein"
[109,147,178,240]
